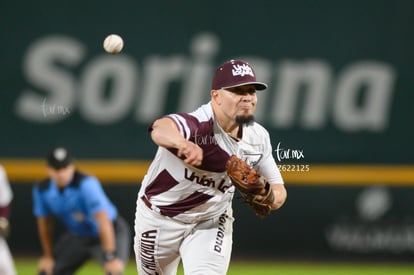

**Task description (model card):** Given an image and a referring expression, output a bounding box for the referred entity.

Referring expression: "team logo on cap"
[232,64,254,77]
[54,148,67,161]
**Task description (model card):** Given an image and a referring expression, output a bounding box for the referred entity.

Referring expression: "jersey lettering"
[184,168,232,193]
[140,230,159,275]
[214,212,228,254]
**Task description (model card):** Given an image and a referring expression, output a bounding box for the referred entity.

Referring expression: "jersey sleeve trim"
[167,114,190,140]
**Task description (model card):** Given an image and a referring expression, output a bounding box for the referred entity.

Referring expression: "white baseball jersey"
[0,165,16,275]
[138,102,283,224]
[0,165,13,207]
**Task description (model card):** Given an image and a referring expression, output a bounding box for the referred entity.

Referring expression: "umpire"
[32,146,131,275]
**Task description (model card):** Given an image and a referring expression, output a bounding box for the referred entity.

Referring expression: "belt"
[141,195,152,209]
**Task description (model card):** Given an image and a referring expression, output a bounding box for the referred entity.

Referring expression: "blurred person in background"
[33,146,131,275]
[0,164,17,275]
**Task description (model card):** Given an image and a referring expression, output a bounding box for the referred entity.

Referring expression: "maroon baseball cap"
[211,59,268,91]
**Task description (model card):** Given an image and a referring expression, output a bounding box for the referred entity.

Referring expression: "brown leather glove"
[226,155,274,218]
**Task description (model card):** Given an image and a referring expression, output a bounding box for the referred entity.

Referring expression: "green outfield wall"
[2,0,414,260]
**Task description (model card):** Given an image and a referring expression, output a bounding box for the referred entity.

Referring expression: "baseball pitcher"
[134,59,287,275]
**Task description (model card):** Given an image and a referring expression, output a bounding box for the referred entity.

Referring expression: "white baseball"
[103,34,124,54]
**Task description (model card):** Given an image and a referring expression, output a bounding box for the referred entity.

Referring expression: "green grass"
[15,258,414,275]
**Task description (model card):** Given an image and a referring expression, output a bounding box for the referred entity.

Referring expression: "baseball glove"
[226,155,274,218]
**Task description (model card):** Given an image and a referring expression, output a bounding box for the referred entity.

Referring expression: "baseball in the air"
[103,34,124,54]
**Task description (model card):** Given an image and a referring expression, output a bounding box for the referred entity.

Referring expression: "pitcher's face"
[213,84,257,124]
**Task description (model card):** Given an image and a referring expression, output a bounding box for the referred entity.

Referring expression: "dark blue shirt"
[32,171,117,237]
